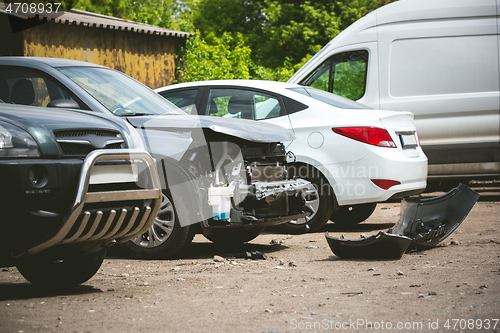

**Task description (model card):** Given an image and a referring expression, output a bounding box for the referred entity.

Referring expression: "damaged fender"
[326,184,480,259]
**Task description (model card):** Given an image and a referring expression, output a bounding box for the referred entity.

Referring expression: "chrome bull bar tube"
[27,149,162,255]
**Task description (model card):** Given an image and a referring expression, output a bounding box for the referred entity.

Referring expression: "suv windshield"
[59,67,185,116]
[288,87,369,110]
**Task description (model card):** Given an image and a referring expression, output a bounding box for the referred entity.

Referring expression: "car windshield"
[58,67,185,116]
[288,87,370,110]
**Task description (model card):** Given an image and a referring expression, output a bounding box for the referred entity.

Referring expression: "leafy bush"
[177,32,252,82]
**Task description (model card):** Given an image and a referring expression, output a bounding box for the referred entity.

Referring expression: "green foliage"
[177,32,252,82]
[255,0,342,69]
[192,0,394,71]
[122,0,173,28]
[192,0,263,39]
[168,0,196,32]
[73,0,128,17]
[74,0,175,28]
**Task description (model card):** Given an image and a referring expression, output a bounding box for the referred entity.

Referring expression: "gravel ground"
[1,183,499,333]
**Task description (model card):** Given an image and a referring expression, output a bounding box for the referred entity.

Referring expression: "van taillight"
[332,127,396,148]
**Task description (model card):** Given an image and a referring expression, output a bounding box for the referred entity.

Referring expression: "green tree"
[193,0,395,70]
[73,0,176,28]
[72,0,128,17]
[122,0,173,28]
[177,32,252,82]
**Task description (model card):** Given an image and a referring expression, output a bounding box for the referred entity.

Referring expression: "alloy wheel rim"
[289,184,320,226]
[131,193,175,248]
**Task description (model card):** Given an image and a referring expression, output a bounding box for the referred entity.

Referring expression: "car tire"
[278,166,334,234]
[330,203,377,227]
[203,227,265,245]
[16,248,106,288]
[121,190,194,259]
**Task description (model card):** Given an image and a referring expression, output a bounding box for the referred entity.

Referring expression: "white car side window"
[208,88,281,120]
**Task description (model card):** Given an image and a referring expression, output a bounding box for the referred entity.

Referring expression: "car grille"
[54,130,119,137]
[57,142,123,156]
[54,129,126,156]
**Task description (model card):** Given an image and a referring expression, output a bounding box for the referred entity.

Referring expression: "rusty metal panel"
[23,22,179,89]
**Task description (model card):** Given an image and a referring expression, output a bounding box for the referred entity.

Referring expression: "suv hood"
[0,105,126,156]
[0,107,121,133]
[126,114,295,143]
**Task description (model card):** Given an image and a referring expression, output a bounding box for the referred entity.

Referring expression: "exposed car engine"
[177,130,311,228]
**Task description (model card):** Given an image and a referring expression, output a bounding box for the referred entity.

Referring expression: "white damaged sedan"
[156,80,428,233]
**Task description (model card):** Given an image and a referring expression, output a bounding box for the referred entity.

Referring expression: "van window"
[389,36,499,97]
[299,50,368,101]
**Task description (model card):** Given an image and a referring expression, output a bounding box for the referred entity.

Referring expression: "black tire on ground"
[330,202,377,227]
[16,248,106,288]
[121,190,194,259]
[203,227,265,245]
[278,166,334,234]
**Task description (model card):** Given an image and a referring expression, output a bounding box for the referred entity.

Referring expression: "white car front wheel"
[278,166,334,234]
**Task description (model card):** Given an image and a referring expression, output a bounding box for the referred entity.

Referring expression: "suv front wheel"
[16,249,106,288]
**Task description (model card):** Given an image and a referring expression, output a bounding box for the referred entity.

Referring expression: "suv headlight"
[0,122,40,157]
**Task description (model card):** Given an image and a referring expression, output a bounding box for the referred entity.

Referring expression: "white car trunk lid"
[378,111,421,157]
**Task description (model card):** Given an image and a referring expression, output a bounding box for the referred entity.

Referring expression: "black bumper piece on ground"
[325,231,412,259]
[326,184,480,259]
[389,183,480,250]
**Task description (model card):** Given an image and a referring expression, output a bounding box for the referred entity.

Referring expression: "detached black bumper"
[390,183,480,250]
[326,184,480,259]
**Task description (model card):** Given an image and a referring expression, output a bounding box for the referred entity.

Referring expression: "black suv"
[0,103,161,287]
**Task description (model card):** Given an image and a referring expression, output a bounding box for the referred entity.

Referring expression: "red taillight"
[371,179,401,190]
[415,131,421,146]
[332,127,396,148]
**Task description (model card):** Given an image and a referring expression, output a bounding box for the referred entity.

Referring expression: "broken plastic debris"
[233,251,268,260]
[325,231,412,259]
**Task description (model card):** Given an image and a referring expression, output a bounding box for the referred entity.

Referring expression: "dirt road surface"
[1,183,499,333]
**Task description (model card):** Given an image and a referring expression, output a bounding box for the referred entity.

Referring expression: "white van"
[288,0,500,186]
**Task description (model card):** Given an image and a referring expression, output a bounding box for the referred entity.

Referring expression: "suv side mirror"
[47,99,81,109]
